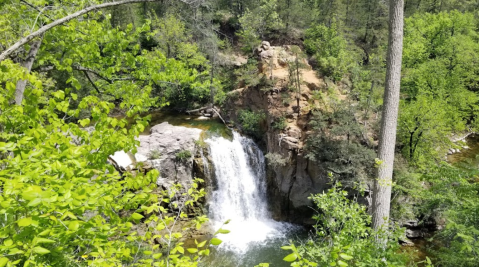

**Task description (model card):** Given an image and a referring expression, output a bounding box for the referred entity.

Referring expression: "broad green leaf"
[79,118,90,127]
[0,257,8,267]
[17,217,32,227]
[22,191,38,201]
[187,248,198,254]
[210,238,222,246]
[177,246,184,254]
[197,240,207,248]
[27,198,42,207]
[337,260,348,267]
[339,253,353,261]
[69,221,80,231]
[32,247,50,255]
[218,228,230,234]
[36,238,55,244]
[131,213,144,220]
[283,253,297,262]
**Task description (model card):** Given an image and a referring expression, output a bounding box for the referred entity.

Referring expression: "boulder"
[406,229,424,239]
[259,49,274,59]
[256,41,274,60]
[136,122,203,186]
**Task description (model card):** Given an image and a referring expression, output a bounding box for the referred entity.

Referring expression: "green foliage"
[399,11,479,164]
[237,0,283,53]
[306,107,375,182]
[265,153,288,168]
[237,110,266,139]
[389,159,424,223]
[234,58,263,88]
[0,47,224,267]
[272,116,287,130]
[149,149,162,160]
[418,164,479,267]
[175,150,192,161]
[304,23,356,81]
[150,13,190,58]
[282,182,408,267]
[398,95,457,165]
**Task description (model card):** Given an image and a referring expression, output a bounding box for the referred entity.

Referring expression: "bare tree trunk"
[15,38,43,105]
[295,55,301,113]
[371,0,404,244]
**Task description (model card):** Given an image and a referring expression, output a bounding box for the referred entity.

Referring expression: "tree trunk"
[15,38,43,105]
[295,55,301,113]
[371,0,404,245]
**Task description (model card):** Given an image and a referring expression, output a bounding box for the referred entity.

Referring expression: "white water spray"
[205,132,291,253]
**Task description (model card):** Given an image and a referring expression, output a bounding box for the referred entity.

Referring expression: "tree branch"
[82,70,102,95]
[73,65,113,83]
[1,0,180,62]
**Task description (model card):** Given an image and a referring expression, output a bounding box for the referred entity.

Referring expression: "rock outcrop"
[222,42,335,224]
[111,122,209,189]
[136,122,203,187]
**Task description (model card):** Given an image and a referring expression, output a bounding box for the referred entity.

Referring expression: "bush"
[149,148,161,159]
[306,108,375,182]
[0,79,224,266]
[272,116,287,130]
[265,153,288,167]
[419,164,479,267]
[234,58,262,87]
[281,182,409,267]
[237,110,266,139]
[176,150,192,161]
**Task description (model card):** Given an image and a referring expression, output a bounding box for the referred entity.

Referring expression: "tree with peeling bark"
[371,0,405,243]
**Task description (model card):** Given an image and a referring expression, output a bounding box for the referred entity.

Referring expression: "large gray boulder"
[136,122,203,187]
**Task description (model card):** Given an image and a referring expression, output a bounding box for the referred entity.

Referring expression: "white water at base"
[205,132,292,253]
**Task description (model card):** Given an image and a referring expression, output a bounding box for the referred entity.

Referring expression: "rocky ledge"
[111,122,206,189]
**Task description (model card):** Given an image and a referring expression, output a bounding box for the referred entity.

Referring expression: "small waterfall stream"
[205,132,294,255]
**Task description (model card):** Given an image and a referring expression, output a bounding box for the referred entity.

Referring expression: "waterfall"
[205,131,290,253]
[199,147,210,180]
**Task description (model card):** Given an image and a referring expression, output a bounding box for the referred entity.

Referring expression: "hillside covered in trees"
[1,0,479,266]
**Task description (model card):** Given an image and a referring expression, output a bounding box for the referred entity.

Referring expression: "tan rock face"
[221,43,340,224]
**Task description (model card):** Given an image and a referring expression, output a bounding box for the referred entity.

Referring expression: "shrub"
[265,153,288,167]
[272,116,287,130]
[176,150,192,161]
[149,148,161,159]
[306,108,375,182]
[281,182,409,267]
[237,109,266,139]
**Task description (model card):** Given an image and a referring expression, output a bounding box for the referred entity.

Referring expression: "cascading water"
[199,147,211,180]
[205,131,295,255]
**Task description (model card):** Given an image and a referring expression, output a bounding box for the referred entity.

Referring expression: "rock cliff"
[222,42,342,224]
